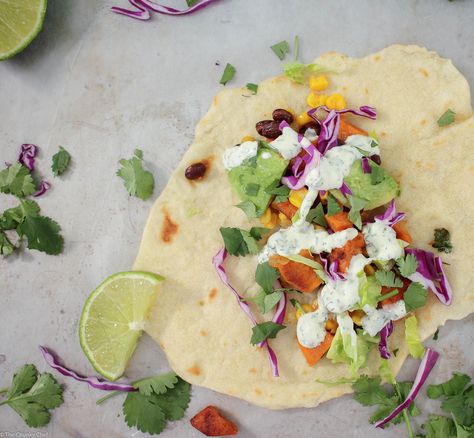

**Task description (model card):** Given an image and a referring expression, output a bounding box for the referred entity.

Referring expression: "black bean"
[255,120,282,139]
[185,162,207,180]
[272,108,294,123]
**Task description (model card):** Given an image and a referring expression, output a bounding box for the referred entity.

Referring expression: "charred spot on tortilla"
[208,288,218,302]
[200,330,208,337]
[187,364,201,376]
[160,207,178,243]
[419,68,429,77]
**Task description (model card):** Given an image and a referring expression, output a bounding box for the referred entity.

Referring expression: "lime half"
[79,271,163,381]
[0,0,47,61]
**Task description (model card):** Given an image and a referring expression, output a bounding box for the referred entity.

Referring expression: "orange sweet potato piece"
[190,406,238,437]
[330,233,366,273]
[380,277,411,307]
[338,118,368,142]
[325,211,353,232]
[272,200,298,219]
[298,332,334,366]
[270,250,322,293]
[393,220,413,244]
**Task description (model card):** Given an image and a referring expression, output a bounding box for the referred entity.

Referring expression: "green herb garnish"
[374,270,403,288]
[219,226,268,257]
[437,109,456,127]
[348,195,367,229]
[306,203,327,227]
[250,322,285,345]
[244,182,260,196]
[270,40,290,60]
[117,149,154,201]
[283,62,326,84]
[246,83,258,94]
[0,364,63,427]
[433,328,440,341]
[236,200,258,219]
[432,227,453,254]
[51,146,71,177]
[219,63,236,85]
[255,262,280,293]
[326,195,342,216]
[370,165,385,185]
[249,290,283,314]
[0,163,35,197]
[403,282,428,312]
[396,253,418,277]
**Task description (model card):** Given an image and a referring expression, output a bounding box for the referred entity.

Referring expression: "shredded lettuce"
[358,273,382,308]
[379,358,396,384]
[283,62,327,84]
[404,315,425,359]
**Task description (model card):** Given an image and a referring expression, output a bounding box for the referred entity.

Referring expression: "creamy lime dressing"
[361,301,407,336]
[222,141,258,170]
[258,221,358,263]
[362,221,403,261]
[268,124,311,159]
[261,151,272,159]
[321,255,373,313]
[296,300,328,348]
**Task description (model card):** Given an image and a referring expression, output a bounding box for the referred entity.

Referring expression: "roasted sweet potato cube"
[329,232,366,273]
[190,405,238,437]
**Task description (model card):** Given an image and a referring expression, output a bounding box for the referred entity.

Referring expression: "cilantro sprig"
[51,146,71,177]
[220,226,268,256]
[250,321,285,345]
[117,149,155,200]
[0,364,64,427]
[432,227,453,254]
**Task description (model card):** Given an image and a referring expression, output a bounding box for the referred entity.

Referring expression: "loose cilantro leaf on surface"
[432,228,453,254]
[375,270,403,288]
[255,262,279,293]
[404,282,428,312]
[421,415,457,437]
[306,203,327,227]
[0,231,16,256]
[219,226,267,256]
[0,163,36,197]
[246,83,258,94]
[437,109,456,127]
[270,40,290,60]
[427,373,471,400]
[250,322,285,345]
[0,364,63,428]
[134,372,178,396]
[219,63,236,85]
[283,62,326,84]
[348,195,367,230]
[326,195,342,216]
[397,253,418,277]
[236,200,258,219]
[117,149,154,201]
[123,376,190,435]
[51,146,71,177]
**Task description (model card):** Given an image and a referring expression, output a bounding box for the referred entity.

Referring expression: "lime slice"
[79,271,163,381]
[0,0,48,61]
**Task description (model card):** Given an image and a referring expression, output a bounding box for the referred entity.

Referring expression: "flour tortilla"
[134,45,474,409]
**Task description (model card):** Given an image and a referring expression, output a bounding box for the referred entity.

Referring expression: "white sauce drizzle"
[296,300,328,348]
[362,221,403,261]
[268,125,311,160]
[361,301,407,337]
[222,141,258,170]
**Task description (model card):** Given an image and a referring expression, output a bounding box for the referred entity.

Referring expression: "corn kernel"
[364,264,376,275]
[261,211,279,229]
[241,135,255,143]
[307,93,328,108]
[296,303,314,320]
[278,212,292,228]
[309,74,329,91]
[319,191,328,203]
[350,310,365,326]
[289,188,308,208]
[296,111,313,127]
[325,319,338,334]
[326,93,347,110]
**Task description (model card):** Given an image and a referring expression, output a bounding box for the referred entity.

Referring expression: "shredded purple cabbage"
[39,346,136,391]
[18,144,38,171]
[272,281,287,325]
[375,348,440,428]
[339,182,352,197]
[112,0,220,20]
[320,254,343,280]
[406,248,452,305]
[378,321,393,359]
[361,157,372,174]
[212,248,280,377]
[374,199,406,227]
[33,181,50,197]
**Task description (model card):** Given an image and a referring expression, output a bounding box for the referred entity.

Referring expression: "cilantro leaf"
[265,179,290,197]
[0,163,35,197]
[0,365,63,428]
[248,290,283,314]
[283,62,326,84]
[375,270,403,288]
[428,373,471,399]
[219,63,236,85]
[437,109,456,127]
[255,262,279,293]
[0,231,16,256]
[246,83,258,94]
[134,372,178,396]
[348,195,367,230]
[433,328,440,341]
[220,226,266,256]
[397,253,418,277]
[306,203,327,227]
[326,195,342,216]
[152,379,190,421]
[117,149,154,200]
[51,146,71,177]
[186,0,199,6]
[250,321,285,345]
[270,40,290,60]
[244,182,260,196]
[18,213,63,255]
[404,282,428,312]
[352,376,389,406]
[236,200,258,219]
[432,228,453,254]
[370,165,385,185]
[123,392,167,434]
[422,415,457,437]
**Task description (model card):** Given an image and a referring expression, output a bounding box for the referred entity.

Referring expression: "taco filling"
[216,76,452,377]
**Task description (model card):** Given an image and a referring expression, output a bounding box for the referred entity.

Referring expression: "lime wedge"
[0,0,47,61]
[79,271,163,381]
